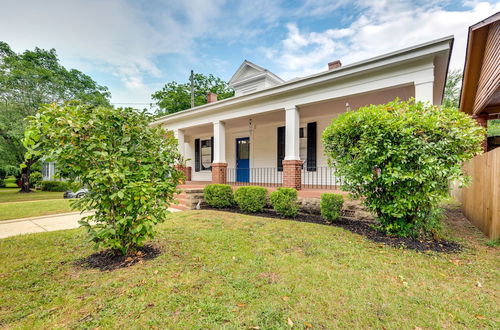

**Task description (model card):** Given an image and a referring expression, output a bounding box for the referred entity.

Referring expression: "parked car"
[63,188,88,199]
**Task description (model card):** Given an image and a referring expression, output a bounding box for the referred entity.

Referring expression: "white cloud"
[0,0,225,107]
[266,1,500,79]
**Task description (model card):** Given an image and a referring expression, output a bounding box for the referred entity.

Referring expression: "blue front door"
[236,137,250,182]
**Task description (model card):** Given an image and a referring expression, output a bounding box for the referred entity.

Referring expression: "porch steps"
[170,188,204,211]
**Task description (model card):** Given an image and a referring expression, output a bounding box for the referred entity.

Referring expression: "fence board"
[454,147,500,239]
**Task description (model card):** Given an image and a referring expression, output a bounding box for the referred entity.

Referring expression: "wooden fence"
[452,147,500,239]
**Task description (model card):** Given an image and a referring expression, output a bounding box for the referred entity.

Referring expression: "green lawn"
[0,199,73,221]
[0,189,64,203]
[488,119,500,137]
[0,210,498,328]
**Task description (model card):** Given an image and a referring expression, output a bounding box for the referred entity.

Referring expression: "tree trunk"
[19,163,32,193]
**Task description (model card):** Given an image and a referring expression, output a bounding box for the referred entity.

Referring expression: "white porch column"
[213,121,226,163]
[414,81,434,104]
[284,106,300,160]
[174,129,185,157]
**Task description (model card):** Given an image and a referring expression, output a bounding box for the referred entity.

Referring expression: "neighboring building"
[453,12,500,239]
[42,162,57,181]
[460,11,500,151]
[152,36,453,190]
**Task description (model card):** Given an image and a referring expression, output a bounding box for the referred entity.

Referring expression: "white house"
[152,36,453,190]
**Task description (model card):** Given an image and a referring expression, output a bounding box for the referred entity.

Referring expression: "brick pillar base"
[211,163,227,184]
[282,160,302,190]
[174,165,192,183]
[472,114,489,152]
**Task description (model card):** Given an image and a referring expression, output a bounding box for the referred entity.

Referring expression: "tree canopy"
[151,73,234,117]
[322,99,484,237]
[0,41,110,190]
[442,69,462,109]
[24,103,182,255]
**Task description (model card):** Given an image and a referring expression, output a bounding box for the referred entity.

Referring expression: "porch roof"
[151,36,453,127]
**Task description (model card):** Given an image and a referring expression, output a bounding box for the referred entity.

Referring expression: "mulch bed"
[75,244,162,271]
[204,207,462,253]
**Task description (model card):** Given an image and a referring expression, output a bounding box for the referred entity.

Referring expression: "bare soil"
[75,244,161,271]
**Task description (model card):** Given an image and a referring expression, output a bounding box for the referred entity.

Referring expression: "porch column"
[212,121,227,184]
[173,129,191,182]
[414,80,434,104]
[174,129,185,157]
[283,106,302,190]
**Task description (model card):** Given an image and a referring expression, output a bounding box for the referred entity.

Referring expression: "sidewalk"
[0,208,181,239]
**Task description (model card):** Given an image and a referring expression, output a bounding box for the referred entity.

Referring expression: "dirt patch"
[75,244,161,271]
[204,207,461,253]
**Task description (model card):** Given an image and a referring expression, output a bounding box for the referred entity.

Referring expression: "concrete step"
[169,204,191,211]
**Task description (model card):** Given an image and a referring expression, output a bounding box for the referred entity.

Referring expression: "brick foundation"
[472,114,489,152]
[211,163,227,184]
[174,165,192,183]
[282,160,302,190]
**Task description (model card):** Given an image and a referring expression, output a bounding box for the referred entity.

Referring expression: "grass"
[0,199,73,221]
[488,119,500,137]
[1,210,499,328]
[0,189,64,203]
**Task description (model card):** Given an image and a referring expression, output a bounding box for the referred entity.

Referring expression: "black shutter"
[210,136,214,171]
[277,126,285,171]
[307,122,317,171]
[194,138,200,172]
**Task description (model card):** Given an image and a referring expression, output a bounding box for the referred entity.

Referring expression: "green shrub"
[269,187,299,217]
[234,186,268,213]
[39,180,69,192]
[30,171,43,188]
[25,103,182,255]
[204,184,234,208]
[320,193,344,222]
[322,98,485,237]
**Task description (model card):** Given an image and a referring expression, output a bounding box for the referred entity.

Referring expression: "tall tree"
[151,73,234,116]
[0,42,111,192]
[442,69,462,108]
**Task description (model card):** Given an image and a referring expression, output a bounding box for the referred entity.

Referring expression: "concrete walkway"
[0,208,181,239]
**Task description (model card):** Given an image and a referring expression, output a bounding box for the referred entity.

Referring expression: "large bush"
[234,186,268,213]
[204,184,234,208]
[39,180,68,192]
[24,103,182,255]
[322,99,484,237]
[320,193,344,223]
[30,171,43,188]
[269,187,299,218]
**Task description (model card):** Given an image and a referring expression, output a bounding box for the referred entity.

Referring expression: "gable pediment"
[229,60,284,96]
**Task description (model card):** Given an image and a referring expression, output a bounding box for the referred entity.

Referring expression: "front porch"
[173,85,416,190]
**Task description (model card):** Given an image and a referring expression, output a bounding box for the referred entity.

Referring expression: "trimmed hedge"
[234,186,268,213]
[320,193,344,222]
[204,184,234,208]
[270,187,299,218]
[39,180,69,192]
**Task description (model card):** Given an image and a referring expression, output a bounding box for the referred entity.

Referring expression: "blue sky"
[1,0,499,108]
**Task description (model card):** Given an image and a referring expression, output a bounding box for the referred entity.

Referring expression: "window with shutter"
[307,122,317,171]
[277,126,285,171]
[194,138,200,172]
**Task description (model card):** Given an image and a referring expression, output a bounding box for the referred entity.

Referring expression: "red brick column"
[211,163,227,184]
[174,165,192,183]
[282,160,302,190]
[472,114,489,152]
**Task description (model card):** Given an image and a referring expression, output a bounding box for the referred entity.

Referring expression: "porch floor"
[178,181,346,199]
